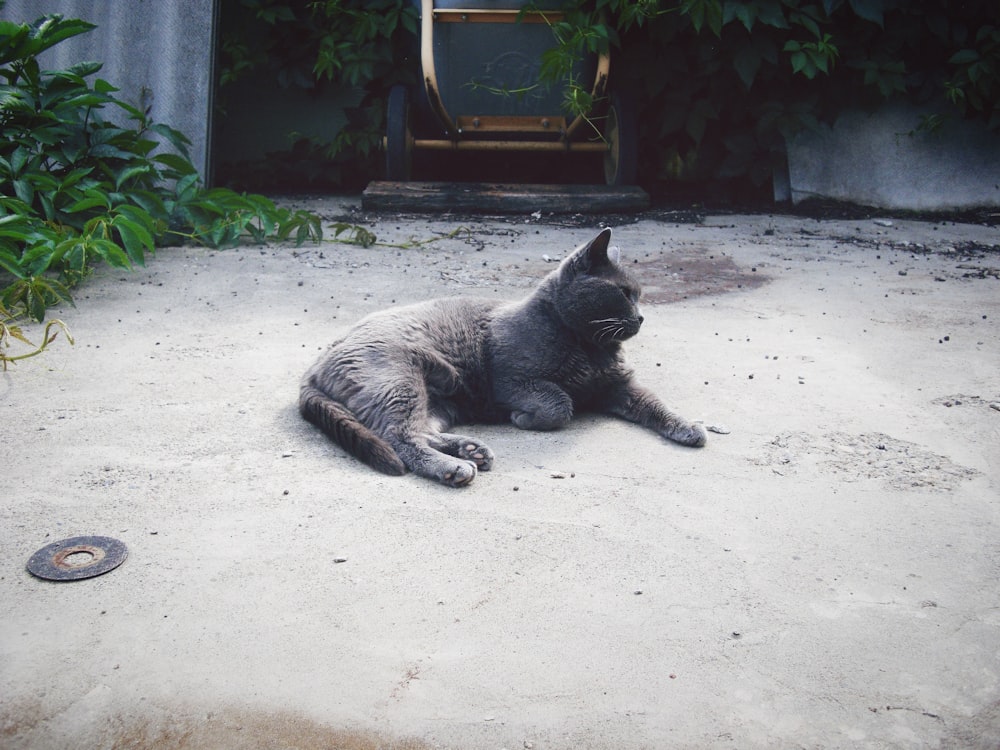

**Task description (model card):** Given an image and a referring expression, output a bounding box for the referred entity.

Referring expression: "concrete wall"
[1,0,216,180]
[785,101,1000,211]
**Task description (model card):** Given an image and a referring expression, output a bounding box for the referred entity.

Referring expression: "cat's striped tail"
[299,383,406,476]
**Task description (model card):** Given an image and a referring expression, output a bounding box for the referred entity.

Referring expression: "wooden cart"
[385,0,637,185]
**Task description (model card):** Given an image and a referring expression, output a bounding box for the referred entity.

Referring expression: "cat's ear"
[565,228,617,275]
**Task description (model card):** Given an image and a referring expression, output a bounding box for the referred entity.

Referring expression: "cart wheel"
[602,92,638,186]
[385,85,412,181]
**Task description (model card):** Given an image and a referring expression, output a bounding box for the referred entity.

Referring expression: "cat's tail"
[299,383,406,476]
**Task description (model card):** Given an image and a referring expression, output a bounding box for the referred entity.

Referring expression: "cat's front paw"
[669,422,708,447]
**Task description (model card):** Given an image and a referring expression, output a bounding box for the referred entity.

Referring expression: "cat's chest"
[550,345,624,398]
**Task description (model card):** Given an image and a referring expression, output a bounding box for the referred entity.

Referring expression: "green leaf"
[847,0,884,27]
[21,241,61,275]
[113,218,150,265]
[756,1,789,30]
[733,40,762,89]
[790,50,809,75]
[148,123,193,155]
[174,172,201,200]
[88,143,139,160]
[681,0,722,36]
[114,163,153,189]
[127,190,167,219]
[88,238,132,269]
[67,190,111,213]
[26,284,47,322]
[59,166,95,189]
[0,248,27,279]
[152,152,198,175]
[26,16,96,57]
[13,179,33,205]
[64,60,103,78]
[949,49,980,65]
[725,4,756,32]
[114,205,156,256]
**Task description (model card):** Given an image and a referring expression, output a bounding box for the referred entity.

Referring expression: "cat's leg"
[428,432,495,472]
[391,439,479,487]
[364,378,479,487]
[603,381,707,447]
[496,379,574,431]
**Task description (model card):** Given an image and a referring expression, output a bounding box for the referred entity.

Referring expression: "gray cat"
[300,228,707,487]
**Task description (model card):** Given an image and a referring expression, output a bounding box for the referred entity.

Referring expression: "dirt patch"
[0,700,433,750]
[758,431,979,491]
[635,250,769,304]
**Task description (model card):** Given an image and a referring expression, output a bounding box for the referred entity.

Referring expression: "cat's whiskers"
[591,318,627,343]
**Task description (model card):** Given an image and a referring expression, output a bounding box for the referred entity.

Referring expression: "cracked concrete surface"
[2,201,999,749]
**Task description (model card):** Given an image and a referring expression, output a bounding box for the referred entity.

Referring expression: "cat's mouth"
[590,317,642,343]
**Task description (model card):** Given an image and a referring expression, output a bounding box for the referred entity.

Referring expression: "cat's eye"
[620,286,637,302]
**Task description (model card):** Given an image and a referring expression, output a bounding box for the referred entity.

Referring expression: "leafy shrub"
[0,13,322,330]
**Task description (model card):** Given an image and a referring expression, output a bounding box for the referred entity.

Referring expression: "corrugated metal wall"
[2,0,217,180]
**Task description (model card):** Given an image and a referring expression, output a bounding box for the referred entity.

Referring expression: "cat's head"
[549,228,643,345]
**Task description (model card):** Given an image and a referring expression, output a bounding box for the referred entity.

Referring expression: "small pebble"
[707,424,731,435]
[550,471,566,479]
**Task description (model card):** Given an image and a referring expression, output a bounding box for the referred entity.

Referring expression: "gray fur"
[300,228,707,487]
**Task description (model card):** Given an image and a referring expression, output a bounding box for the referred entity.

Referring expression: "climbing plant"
[214,0,418,190]
[216,0,998,194]
[544,0,1000,190]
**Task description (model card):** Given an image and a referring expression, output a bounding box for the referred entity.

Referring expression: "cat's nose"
[637,314,644,326]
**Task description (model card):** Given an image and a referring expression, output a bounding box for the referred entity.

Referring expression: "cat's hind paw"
[433,433,495,472]
[457,440,494,471]
[440,460,478,487]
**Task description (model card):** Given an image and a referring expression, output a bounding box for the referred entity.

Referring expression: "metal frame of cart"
[385,0,637,185]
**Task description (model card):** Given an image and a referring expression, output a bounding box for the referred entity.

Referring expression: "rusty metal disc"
[26,536,128,581]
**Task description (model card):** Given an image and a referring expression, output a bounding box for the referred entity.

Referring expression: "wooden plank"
[361,181,650,214]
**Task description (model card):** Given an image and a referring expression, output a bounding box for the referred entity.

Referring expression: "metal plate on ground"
[26,536,128,581]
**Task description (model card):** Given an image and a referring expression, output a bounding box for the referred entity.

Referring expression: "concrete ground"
[1,200,999,749]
